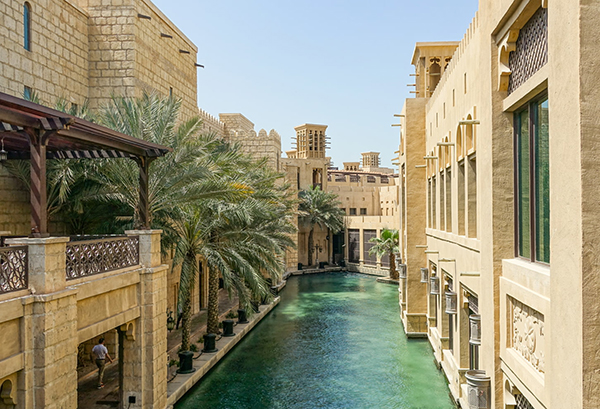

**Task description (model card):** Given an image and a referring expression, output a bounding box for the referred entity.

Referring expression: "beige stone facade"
[0,0,198,118]
[329,153,399,275]
[399,1,600,408]
[0,230,167,409]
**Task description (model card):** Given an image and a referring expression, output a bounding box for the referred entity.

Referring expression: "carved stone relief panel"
[510,297,545,373]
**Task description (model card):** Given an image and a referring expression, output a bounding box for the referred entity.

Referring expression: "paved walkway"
[77,290,239,409]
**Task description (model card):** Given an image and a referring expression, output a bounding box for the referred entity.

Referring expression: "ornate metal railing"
[0,246,28,294]
[66,236,139,280]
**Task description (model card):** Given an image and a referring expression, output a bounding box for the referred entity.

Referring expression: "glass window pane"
[535,98,550,263]
[24,4,31,51]
[517,110,531,258]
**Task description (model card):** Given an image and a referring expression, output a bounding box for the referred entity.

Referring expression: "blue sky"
[151,0,479,168]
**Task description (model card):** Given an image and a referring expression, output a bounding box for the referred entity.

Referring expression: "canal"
[176,272,454,409]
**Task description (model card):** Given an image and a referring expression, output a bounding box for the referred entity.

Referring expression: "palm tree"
[172,208,204,352]
[298,185,345,267]
[199,158,297,334]
[94,92,247,247]
[368,228,400,279]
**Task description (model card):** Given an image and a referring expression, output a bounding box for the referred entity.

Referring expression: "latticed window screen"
[363,230,377,266]
[516,393,535,409]
[508,7,548,94]
[348,229,360,263]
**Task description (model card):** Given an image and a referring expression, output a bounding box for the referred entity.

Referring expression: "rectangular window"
[349,208,357,216]
[363,230,377,266]
[359,208,367,215]
[348,229,360,263]
[515,95,549,263]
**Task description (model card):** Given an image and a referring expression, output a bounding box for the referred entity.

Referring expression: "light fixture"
[0,138,7,162]
[166,310,175,332]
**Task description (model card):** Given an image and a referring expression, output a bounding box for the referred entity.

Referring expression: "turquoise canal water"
[176,272,454,409]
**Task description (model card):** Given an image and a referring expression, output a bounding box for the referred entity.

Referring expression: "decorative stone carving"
[120,321,136,341]
[497,29,519,92]
[510,297,545,373]
[0,377,16,405]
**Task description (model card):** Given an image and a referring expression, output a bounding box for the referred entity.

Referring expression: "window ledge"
[426,228,480,252]
[502,64,548,112]
[502,258,550,298]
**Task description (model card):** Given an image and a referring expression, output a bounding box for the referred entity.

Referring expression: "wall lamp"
[0,138,7,161]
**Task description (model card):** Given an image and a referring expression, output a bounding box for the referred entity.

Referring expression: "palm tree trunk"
[389,252,399,280]
[207,267,220,334]
[308,227,314,266]
[181,289,192,351]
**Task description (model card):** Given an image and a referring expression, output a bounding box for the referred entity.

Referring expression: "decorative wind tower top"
[292,124,329,159]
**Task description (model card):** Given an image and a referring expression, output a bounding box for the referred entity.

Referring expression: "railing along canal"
[66,235,139,280]
[0,246,28,294]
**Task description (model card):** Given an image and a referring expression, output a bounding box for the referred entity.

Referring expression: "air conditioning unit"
[430,276,440,295]
[445,291,458,314]
[466,370,491,409]
[469,314,481,345]
[420,267,429,283]
[398,263,407,279]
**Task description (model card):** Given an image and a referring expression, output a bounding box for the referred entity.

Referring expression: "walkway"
[77,290,239,409]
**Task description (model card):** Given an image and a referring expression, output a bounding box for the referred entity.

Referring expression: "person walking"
[91,337,113,389]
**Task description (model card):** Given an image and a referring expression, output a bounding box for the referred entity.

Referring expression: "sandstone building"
[398,0,600,408]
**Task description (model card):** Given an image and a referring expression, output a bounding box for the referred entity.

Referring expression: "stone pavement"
[77,289,239,409]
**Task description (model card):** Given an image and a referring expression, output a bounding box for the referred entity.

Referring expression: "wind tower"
[292,124,329,159]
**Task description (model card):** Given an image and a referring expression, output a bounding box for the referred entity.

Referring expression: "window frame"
[513,91,549,264]
[24,2,32,51]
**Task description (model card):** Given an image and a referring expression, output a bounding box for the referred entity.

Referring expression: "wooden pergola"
[0,92,171,236]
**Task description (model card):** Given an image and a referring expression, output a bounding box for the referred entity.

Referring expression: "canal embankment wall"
[166,298,280,408]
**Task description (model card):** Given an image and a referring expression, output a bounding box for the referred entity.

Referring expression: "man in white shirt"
[91,337,113,389]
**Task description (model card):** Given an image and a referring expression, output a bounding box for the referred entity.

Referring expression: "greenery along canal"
[176,272,454,409]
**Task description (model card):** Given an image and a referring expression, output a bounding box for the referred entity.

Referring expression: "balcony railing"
[0,246,28,294]
[66,235,139,280]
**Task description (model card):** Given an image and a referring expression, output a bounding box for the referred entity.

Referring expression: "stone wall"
[0,0,90,105]
[0,164,29,235]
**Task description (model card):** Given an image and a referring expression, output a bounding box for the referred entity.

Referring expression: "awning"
[0,92,172,235]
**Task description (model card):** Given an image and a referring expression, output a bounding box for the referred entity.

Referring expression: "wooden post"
[27,129,49,237]
[135,156,154,230]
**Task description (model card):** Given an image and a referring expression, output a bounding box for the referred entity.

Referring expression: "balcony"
[0,234,142,294]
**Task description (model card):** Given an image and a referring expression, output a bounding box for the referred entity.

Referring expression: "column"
[123,230,168,409]
[7,237,78,409]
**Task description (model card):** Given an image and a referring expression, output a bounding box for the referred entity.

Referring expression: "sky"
[151,0,479,168]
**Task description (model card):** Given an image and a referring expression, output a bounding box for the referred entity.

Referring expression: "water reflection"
[176,272,454,409]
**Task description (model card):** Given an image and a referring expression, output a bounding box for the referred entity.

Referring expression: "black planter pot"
[177,350,196,374]
[202,333,218,353]
[237,309,249,324]
[250,300,260,313]
[222,319,235,337]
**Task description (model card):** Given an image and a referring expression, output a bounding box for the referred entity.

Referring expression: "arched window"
[456,126,463,160]
[24,2,31,51]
